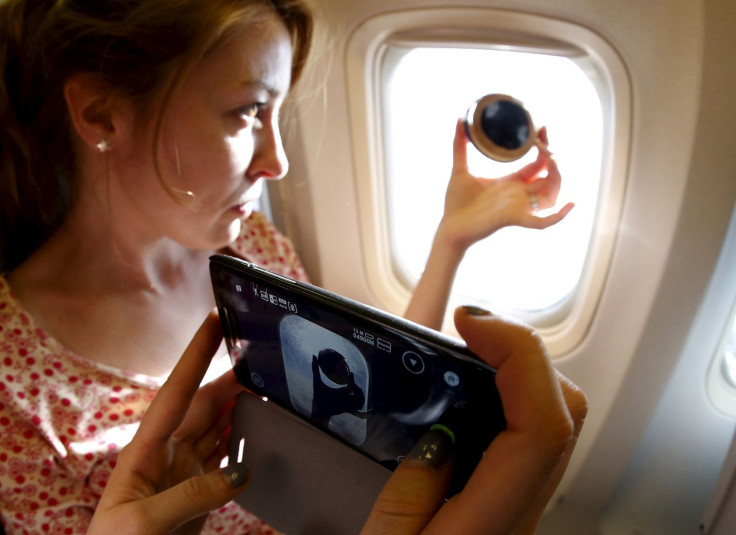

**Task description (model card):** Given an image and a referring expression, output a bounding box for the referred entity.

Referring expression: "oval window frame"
[345,8,631,356]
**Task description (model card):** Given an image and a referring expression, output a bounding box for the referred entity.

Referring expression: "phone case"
[229,391,391,534]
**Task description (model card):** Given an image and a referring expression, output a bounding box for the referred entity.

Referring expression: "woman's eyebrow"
[238,79,284,97]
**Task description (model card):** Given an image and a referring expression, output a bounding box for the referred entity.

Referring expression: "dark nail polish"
[406,428,453,469]
[222,463,250,488]
[461,305,492,316]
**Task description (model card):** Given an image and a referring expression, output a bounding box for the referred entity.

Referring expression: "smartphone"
[210,254,506,499]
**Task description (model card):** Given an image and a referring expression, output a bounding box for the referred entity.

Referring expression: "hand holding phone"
[363,306,588,535]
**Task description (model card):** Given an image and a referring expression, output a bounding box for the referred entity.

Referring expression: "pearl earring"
[96,138,111,153]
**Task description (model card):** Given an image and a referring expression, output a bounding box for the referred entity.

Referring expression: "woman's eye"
[239,103,264,120]
[233,103,266,130]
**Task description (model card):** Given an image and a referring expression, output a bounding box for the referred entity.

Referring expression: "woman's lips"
[232,202,249,215]
[232,198,257,216]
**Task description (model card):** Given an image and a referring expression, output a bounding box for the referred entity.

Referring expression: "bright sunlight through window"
[382,46,603,320]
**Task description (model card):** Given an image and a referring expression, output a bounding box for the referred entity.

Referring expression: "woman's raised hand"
[439,120,575,254]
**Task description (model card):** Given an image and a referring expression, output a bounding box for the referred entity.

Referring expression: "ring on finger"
[529,194,539,211]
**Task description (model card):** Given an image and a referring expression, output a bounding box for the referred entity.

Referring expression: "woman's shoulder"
[0,273,34,336]
[0,274,162,389]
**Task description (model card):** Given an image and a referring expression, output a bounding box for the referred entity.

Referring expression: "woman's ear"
[63,73,126,152]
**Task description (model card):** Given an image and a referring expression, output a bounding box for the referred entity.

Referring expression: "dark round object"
[464,94,535,162]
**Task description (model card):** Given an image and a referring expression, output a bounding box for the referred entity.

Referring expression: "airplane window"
[381,46,602,320]
[345,8,630,355]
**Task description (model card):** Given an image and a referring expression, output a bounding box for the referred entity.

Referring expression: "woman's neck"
[21,201,212,295]
[6,208,219,377]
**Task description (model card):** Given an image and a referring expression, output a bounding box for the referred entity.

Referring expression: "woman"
[0,0,572,532]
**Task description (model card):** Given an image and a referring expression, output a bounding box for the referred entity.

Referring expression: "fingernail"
[406,428,453,469]
[461,305,492,316]
[221,462,250,489]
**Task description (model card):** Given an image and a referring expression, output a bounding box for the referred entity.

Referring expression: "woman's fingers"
[451,119,470,176]
[361,428,454,535]
[526,202,576,229]
[524,157,560,200]
[523,159,573,226]
[191,397,236,464]
[513,371,588,534]
[364,307,586,535]
[526,157,562,202]
[515,149,551,183]
[418,307,578,534]
[101,463,251,535]
[173,369,243,443]
[135,310,224,446]
[453,306,570,440]
[205,424,233,473]
[537,126,549,146]
[87,312,254,535]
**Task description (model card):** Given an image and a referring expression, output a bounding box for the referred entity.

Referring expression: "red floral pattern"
[228,212,309,282]
[0,212,308,534]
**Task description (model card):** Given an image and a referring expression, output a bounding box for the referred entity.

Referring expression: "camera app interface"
[212,263,505,495]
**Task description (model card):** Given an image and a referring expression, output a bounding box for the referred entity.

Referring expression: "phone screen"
[210,254,506,496]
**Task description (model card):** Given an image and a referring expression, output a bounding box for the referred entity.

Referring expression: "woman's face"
[115,13,293,250]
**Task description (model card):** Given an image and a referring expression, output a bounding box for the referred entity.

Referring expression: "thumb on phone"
[131,463,251,534]
[361,427,454,534]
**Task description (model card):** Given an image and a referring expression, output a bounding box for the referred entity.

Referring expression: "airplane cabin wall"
[271,0,736,532]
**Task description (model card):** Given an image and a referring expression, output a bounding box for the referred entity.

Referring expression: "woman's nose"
[248,120,289,181]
